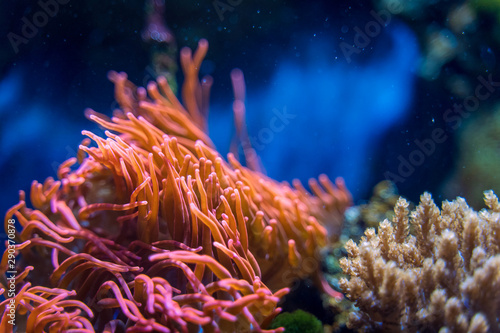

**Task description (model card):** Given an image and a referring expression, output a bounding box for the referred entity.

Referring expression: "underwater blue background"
[0,0,478,240]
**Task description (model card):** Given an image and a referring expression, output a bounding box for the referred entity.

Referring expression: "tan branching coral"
[340,191,500,333]
[1,39,351,332]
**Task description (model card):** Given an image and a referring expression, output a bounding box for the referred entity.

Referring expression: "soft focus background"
[1,0,499,234]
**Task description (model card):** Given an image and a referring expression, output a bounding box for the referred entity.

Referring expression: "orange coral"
[1,39,351,332]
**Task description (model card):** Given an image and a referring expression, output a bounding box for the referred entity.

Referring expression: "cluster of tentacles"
[0,39,351,332]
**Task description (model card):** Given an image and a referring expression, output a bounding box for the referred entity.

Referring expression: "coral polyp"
[340,191,500,332]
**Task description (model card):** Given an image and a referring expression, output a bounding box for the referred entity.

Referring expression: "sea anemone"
[0,39,351,332]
